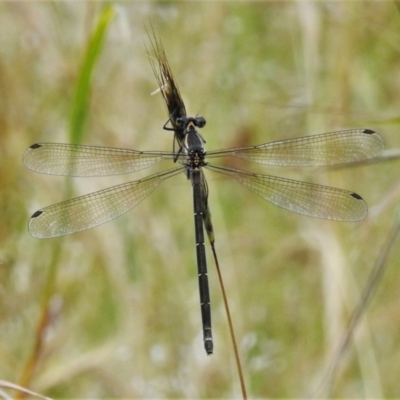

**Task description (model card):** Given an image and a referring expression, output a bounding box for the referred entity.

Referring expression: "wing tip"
[31,210,43,218]
[350,192,363,200]
[362,129,375,135]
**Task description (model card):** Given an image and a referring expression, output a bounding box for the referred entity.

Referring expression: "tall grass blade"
[69,6,115,144]
[18,8,115,396]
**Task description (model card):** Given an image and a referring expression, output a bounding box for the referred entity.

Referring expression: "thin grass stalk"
[314,205,400,397]
[211,244,247,399]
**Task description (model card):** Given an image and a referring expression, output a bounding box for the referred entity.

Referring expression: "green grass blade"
[68,6,115,144]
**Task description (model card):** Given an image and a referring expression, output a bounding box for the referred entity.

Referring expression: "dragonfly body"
[181,117,214,354]
[23,35,385,355]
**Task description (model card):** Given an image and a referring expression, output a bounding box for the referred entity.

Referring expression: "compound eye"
[175,117,184,127]
[196,117,206,128]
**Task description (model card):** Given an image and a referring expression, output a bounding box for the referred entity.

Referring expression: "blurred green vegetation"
[1,2,400,398]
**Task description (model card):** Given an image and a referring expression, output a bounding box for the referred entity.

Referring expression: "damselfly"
[23,35,384,355]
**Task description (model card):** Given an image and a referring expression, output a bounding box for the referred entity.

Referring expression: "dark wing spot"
[31,210,43,218]
[351,193,363,200]
[30,143,42,149]
[362,129,375,134]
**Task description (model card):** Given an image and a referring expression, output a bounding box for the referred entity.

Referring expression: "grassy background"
[1,2,400,398]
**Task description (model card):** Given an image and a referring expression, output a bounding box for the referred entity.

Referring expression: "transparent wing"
[206,164,367,221]
[23,143,175,177]
[28,167,183,238]
[207,129,384,167]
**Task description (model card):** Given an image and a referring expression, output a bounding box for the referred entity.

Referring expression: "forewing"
[208,129,384,167]
[23,143,173,176]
